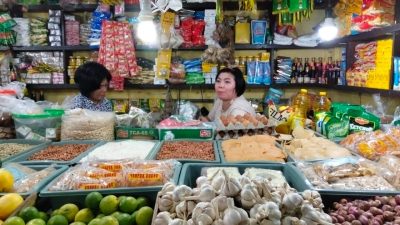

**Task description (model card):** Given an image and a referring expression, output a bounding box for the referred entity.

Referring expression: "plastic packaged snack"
[14,165,56,192]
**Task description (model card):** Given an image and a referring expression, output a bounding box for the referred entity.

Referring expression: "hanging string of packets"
[272,0,314,25]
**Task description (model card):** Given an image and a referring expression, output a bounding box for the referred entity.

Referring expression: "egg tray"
[215,118,275,140]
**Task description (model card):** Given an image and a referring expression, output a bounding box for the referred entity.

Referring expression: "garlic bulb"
[196,176,209,188]
[192,202,216,225]
[240,183,263,209]
[154,211,173,225]
[211,174,225,192]
[185,184,216,202]
[161,182,176,195]
[176,200,196,220]
[173,185,193,202]
[221,170,241,197]
[159,193,176,213]
[282,192,303,215]
[169,218,187,225]
[300,202,333,225]
[223,198,243,225]
[251,202,281,225]
[282,216,306,225]
[211,195,228,215]
[301,190,324,210]
[239,176,251,186]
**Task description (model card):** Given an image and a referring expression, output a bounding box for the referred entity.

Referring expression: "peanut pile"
[28,144,93,161]
[0,143,35,160]
[156,141,214,161]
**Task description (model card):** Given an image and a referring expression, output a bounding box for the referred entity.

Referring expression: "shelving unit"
[2,1,399,97]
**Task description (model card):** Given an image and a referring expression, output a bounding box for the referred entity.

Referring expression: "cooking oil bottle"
[314,91,331,133]
[290,89,310,132]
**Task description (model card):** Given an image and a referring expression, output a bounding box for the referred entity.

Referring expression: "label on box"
[159,128,214,140]
[46,128,57,139]
[16,125,31,137]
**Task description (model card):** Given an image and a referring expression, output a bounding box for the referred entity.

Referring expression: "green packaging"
[347,109,380,133]
[322,113,349,140]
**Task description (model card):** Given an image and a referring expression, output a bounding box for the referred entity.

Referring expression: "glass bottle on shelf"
[297,58,304,84]
[291,57,298,84]
[310,57,316,84]
[303,58,310,83]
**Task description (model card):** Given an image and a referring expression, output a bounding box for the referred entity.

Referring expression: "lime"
[85,192,103,211]
[99,216,118,225]
[135,207,153,225]
[47,215,68,225]
[74,208,94,223]
[19,207,40,223]
[135,197,149,209]
[114,213,132,225]
[96,214,105,219]
[99,195,118,215]
[131,211,138,225]
[58,204,79,222]
[37,212,48,222]
[119,197,138,214]
[110,212,120,219]
[88,218,101,225]
[26,219,46,225]
[70,222,86,225]
[4,217,25,225]
[117,196,127,203]
[50,210,59,218]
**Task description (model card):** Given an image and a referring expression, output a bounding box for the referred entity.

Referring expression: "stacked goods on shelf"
[48,10,62,46]
[88,6,111,46]
[154,165,332,224]
[0,13,16,46]
[346,39,393,90]
[20,52,64,84]
[65,16,80,46]
[30,18,48,46]
[79,23,91,45]
[98,21,138,90]
[284,127,352,161]
[3,192,154,225]
[340,127,400,160]
[13,18,30,47]
[44,160,179,190]
[220,135,286,162]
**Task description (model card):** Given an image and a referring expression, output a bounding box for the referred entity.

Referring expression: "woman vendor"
[70,62,112,112]
[201,67,256,121]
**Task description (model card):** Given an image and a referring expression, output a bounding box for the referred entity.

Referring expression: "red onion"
[382,205,394,212]
[389,198,397,207]
[369,206,383,216]
[383,211,395,221]
[395,195,400,205]
[337,215,345,223]
[331,216,338,223]
[351,220,362,225]
[370,218,382,225]
[342,222,352,225]
[376,196,389,205]
[394,205,400,212]
[340,199,348,205]
[363,211,374,219]
[346,214,356,222]
[358,215,369,225]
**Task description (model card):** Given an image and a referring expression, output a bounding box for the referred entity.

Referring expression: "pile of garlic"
[154,169,333,225]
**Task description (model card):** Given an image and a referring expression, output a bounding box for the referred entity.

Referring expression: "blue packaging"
[264,88,283,105]
[247,61,256,84]
[394,57,400,90]
[262,62,271,85]
[251,20,267,44]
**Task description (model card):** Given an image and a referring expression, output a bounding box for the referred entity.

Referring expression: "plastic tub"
[178,163,310,192]
[217,141,286,164]
[39,161,182,204]
[4,140,104,165]
[13,111,63,141]
[0,164,68,198]
[290,157,400,196]
[148,140,220,163]
[0,139,49,167]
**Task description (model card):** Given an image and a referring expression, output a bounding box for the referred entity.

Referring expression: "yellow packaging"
[235,22,251,44]
[202,63,218,73]
[156,49,172,79]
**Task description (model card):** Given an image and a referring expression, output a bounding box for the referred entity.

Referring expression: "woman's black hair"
[216,67,246,96]
[74,62,112,98]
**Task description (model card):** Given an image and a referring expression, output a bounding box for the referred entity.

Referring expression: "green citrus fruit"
[119,197,138,214]
[70,222,86,225]
[110,212,120,219]
[37,212,48,222]
[26,219,45,225]
[58,204,79,222]
[114,213,132,225]
[50,210,59,218]
[85,192,103,211]
[131,211,138,225]
[99,195,118,215]
[74,208,94,223]
[117,196,127,203]
[99,216,118,225]
[19,207,40,223]
[135,197,149,209]
[47,215,68,225]
[95,214,105,219]
[4,217,25,225]
[135,207,153,225]
[87,218,101,225]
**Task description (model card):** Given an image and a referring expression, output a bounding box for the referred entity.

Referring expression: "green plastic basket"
[0,163,68,198]
[148,140,221,163]
[0,139,49,167]
[4,140,104,165]
[217,140,286,164]
[39,161,182,203]
[178,163,310,192]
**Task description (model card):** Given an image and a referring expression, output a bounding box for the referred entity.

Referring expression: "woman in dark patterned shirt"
[71,62,113,112]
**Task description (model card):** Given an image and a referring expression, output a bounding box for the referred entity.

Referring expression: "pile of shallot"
[329,196,400,225]
[154,168,333,225]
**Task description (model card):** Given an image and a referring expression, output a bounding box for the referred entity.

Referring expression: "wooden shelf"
[27,4,98,12]
[63,45,99,51]
[12,46,65,51]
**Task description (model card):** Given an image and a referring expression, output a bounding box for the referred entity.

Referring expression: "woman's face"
[90,79,108,103]
[215,72,237,101]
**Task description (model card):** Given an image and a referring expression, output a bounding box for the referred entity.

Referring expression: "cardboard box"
[115,126,159,140]
[159,128,214,140]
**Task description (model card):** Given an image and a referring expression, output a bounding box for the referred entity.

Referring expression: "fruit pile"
[2,192,154,225]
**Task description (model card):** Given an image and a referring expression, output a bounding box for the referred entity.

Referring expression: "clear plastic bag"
[14,165,56,192]
[61,109,115,141]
